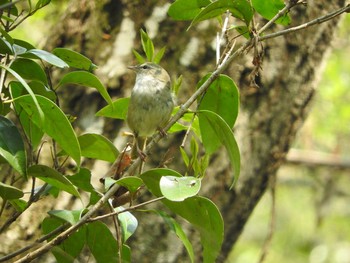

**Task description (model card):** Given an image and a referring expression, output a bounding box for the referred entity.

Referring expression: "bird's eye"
[141,65,148,69]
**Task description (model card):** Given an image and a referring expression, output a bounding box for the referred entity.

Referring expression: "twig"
[259,4,350,41]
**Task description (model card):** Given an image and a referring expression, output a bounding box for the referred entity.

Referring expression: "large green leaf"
[160,176,201,202]
[198,110,240,186]
[53,48,97,71]
[115,206,138,242]
[48,209,84,225]
[189,0,253,29]
[57,71,112,106]
[252,0,291,26]
[0,115,27,177]
[15,94,81,166]
[86,221,119,263]
[78,133,119,162]
[0,182,24,200]
[141,168,224,263]
[96,98,129,120]
[28,165,80,197]
[26,49,69,68]
[198,74,239,127]
[10,58,47,84]
[168,0,211,20]
[68,168,95,192]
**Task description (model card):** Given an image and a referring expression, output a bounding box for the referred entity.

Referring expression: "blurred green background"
[230,16,350,263]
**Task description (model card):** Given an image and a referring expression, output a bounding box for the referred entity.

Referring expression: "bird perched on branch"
[126,62,175,159]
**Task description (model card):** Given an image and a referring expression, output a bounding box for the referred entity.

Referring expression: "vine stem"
[13,2,350,262]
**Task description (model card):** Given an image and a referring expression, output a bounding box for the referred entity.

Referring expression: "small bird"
[126,62,175,159]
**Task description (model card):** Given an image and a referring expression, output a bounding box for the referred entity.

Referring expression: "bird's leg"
[131,135,147,161]
[157,127,168,138]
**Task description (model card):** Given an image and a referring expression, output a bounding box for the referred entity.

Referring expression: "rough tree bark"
[4,0,345,262]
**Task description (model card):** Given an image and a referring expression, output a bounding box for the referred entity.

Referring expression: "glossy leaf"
[115,206,138,242]
[168,0,211,20]
[160,176,201,202]
[0,36,13,54]
[198,110,240,186]
[28,165,80,197]
[0,182,24,200]
[15,95,81,166]
[68,168,95,192]
[0,115,27,177]
[198,74,239,127]
[53,48,97,71]
[96,97,129,119]
[57,71,112,106]
[189,0,253,29]
[48,209,84,225]
[252,0,291,25]
[86,221,119,263]
[26,49,69,68]
[78,133,119,162]
[141,168,224,263]
[116,176,143,193]
[156,210,194,263]
[10,58,47,84]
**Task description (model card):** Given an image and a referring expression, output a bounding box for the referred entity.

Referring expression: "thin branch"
[259,4,350,41]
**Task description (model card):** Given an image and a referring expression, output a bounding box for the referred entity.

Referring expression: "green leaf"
[160,176,201,202]
[96,97,129,119]
[189,0,253,29]
[26,49,69,68]
[0,182,24,200]
[252,0,291,26]
[10,58,47,84]
[168,0,211,20]
[48,209,84,225]
[116,176,143,193]
[132,49,146,64]
[0,115,27,177]
[140,29,154,62]
[29,165,80,197]
[15,95,81,166]
[141,168,224,263]
[35,0,51,9]
[78,133,119,162]
[198,110,240,186]
[86,221,119,263]
[115,206,138,242]
[53,48,97,71]
[153,46,166,64]
[42,217,86,263]
[198,74,239,127]
[68,168,95,192]
[57,71,112,106]
[9,198,27,211]
[0,37,13,54]
[156,210,194,263]
[13,39,36,50]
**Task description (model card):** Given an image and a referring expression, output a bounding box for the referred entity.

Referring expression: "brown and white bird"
[126,62,175,159]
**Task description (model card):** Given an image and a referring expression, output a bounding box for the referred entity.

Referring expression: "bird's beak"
[127,65,137,71]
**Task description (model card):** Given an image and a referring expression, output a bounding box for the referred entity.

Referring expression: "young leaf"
[53,48,97,71]
[198,74,239,127]
[26,49,69,68]
[160,176,201,201]
[141,169,223,263]
[198,110,240,186]
[96,97,129,119]
[0,182,24,200]
[78,133,119,162]
[156,210,195,263]
[189,0,253,29]
[115,206,138,242]
[28,165,80,197]
[10,58,47,84]
[48,209,84,225]
[15,95,81,167]
[132,49,146,64]
[140,29,154,61]
[35,0,51,9]
[0,115,27,178]
[168,0,211,20]
[153,46,166,64]
[86,221,119,263]
[57,71,112,106]
[252,0,291,26]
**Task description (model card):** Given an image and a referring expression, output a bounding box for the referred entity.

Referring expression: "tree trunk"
[39,0,346,262]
